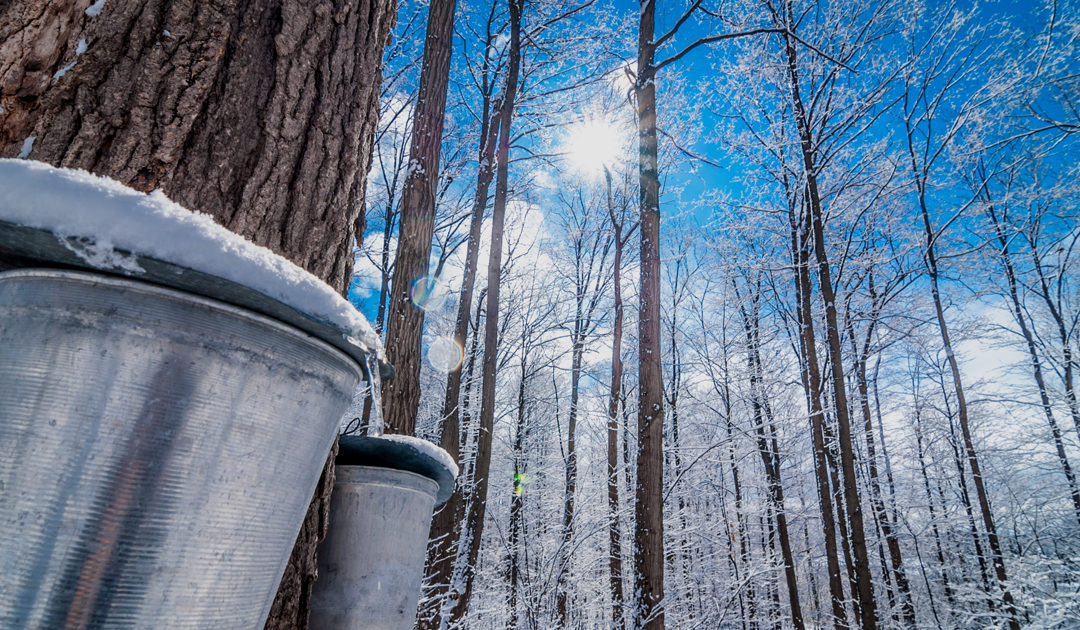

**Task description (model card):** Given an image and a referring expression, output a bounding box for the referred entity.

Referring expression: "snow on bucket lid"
[0,159,381,368]
[337,435,458,505]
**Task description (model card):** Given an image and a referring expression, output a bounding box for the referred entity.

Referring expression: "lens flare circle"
[428,335,464,374]
[410,276,447,311]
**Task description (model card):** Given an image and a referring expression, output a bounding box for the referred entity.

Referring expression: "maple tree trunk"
[846,321,916,628]
[790,207,848,630]
[782,24,877,627]
[419,88,499,630]
[739,288,805,630]
[916,194,1020,630]
[380,0,457,436]
[0,0,393,294]
[0,2,395,628]
[448,0,521,623]
[606,205,626,630]
[634,1,665,627]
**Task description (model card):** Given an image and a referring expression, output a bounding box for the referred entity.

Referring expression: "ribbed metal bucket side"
[0,270,363,629]
[310,466,439,630]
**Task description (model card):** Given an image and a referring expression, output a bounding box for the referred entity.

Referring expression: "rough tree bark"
[0,0,392,294]
[381,0,457,436]
[0,1,395,627]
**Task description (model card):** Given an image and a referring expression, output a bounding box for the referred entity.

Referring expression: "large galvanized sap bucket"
[0,269,365,628]
[310,435,456,630]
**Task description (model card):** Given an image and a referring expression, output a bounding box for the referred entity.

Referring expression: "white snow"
[17,137,35,159]
[55,37,89,78]
[0,159,380,353]
[376,434,459,478]
[84,0,105,17]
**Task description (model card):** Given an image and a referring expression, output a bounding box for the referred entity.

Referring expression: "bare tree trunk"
[1029,233,1080,440]
[508,358,528,630]
[419,49,501,630]
[634,2,665,627]
[606,177,628,630]
[987,201,1080,526]
[0,3,395,628]
[381,0,457,436]
[914,186,1020,630]
[556,313,585,627]
[781,14,876,623]
[912,402,955,623]
[791,206,849,630]
[738,283,805,630]
[845,314,916,628]
[448,0,521,622]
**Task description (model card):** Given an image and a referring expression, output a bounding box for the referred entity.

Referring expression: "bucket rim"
[337,435,456,505]
[0,268,365,379]
[0,218,384,377]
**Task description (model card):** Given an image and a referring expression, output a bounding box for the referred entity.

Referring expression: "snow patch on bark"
[0,159,380,353]
[16,137,34,158]
[84,0,105,17]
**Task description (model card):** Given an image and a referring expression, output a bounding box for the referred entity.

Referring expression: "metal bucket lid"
[0,160,386,377]
[337,435,457,505]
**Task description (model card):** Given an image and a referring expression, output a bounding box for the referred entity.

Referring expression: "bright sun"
[564,119,625,175]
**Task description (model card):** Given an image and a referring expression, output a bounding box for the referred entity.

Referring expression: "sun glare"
[564,119,625,175]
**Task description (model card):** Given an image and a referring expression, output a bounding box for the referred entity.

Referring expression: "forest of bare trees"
[350,0,1080,628]
[5,0,1076,628]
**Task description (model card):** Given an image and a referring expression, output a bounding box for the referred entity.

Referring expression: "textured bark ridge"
[1,2,395,628]
[0,0,395,293]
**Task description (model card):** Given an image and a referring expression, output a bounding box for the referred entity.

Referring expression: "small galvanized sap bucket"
[0,268,365,628]
[310,435,456,630]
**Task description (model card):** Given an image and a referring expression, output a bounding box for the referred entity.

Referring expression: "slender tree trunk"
[791,207,848,630]
[913,403,956,618]
[0,3,395,628]
[634,1,665,627]
[846,318,916,627]
[449,0,521,622]
[987,203,1080,526]
[718,320,753,630]
[914,185,1019,630]
[508,358,528,630]
[782,16,876,622]
[556,315,585,627]
[381,0,458,436]
[739,286,805,630]
[606,195,627,630]
[419,65,501,630]
[421,287,485,628]
[942,405,995,610]
[1029,237,1080,440]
